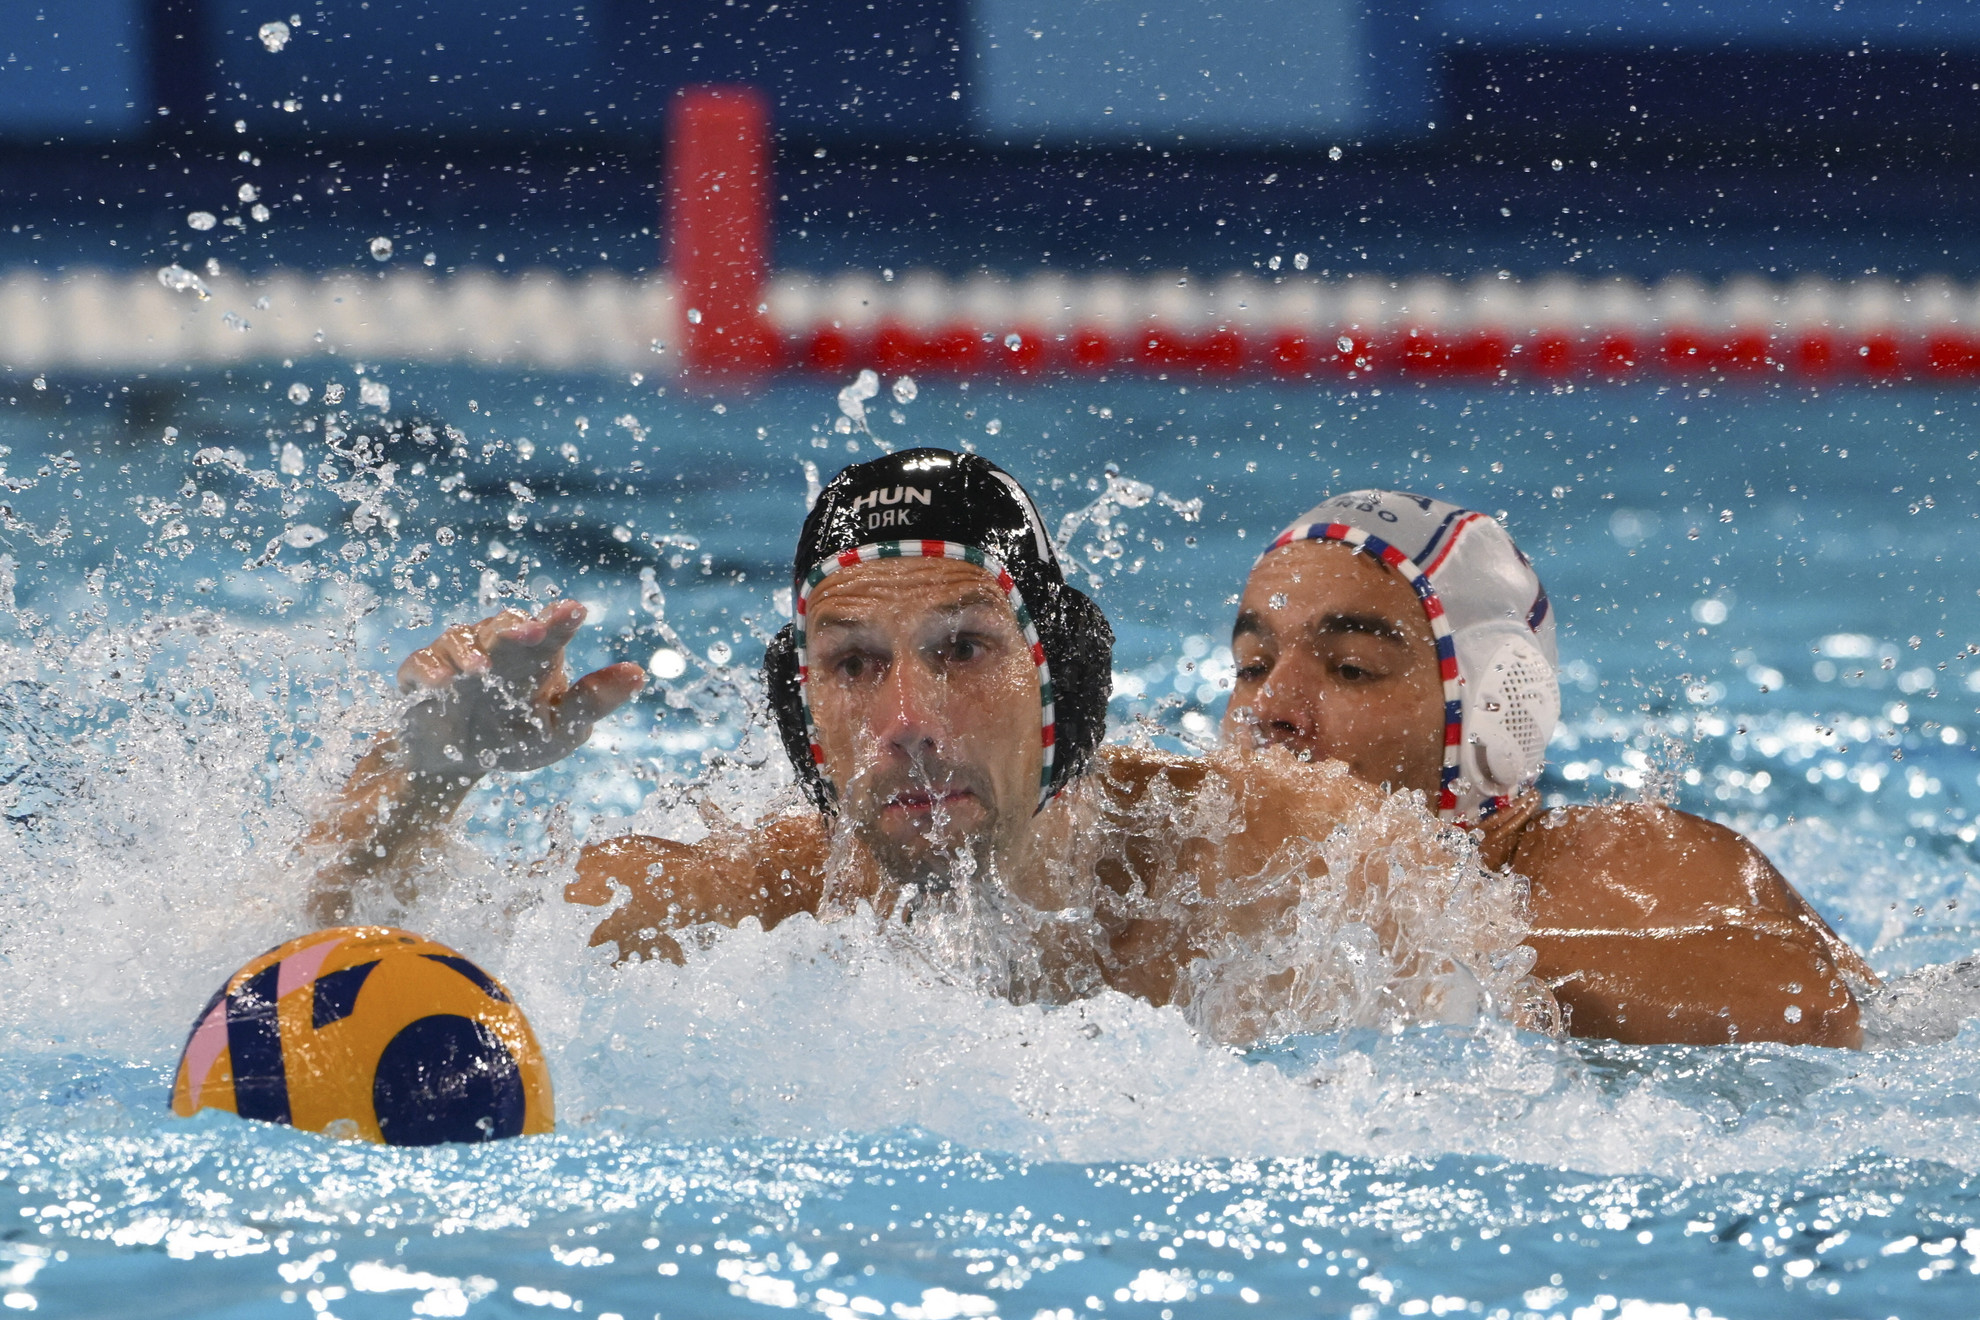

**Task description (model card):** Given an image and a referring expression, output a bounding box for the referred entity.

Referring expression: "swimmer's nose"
[871,656,947,758]
[1238,671,1328,758]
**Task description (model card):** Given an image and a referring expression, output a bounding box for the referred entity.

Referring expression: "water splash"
[156,265,211,300]
[836,370,880,435]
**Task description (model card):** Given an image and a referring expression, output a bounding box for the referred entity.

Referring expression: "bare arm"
[1088,745,1529,1039]
[567,814,832,963]
[1511,802,1872,1048]
[304,599,645,923]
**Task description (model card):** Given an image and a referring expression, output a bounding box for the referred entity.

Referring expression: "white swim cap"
[1261,491,1560,826]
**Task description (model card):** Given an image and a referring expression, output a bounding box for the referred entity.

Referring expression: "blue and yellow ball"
[171,926,554,1145]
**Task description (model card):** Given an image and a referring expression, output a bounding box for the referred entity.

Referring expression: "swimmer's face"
[1222,540,1446,802]
[804,557,1045,888]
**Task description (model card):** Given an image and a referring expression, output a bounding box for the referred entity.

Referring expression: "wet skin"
[571,558,1414,1016]
[304,599,646,924]
[800,558,1047,893]
[310,559,1517,1041]
[1225,541,1448,801]
[1223,538,1876,1049]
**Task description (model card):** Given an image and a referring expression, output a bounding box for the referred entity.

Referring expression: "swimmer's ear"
[1044,586,1114,794]
[763,623,836,814]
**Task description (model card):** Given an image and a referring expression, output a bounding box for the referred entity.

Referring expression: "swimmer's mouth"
[884,788,974,813]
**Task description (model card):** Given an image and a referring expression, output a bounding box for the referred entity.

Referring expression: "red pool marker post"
[669,86,777,381]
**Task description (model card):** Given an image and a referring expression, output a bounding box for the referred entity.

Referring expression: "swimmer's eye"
[1334,661,1376,682]
[1234,661,1271,683]
[829,653,873,680]
[939,633,990,663]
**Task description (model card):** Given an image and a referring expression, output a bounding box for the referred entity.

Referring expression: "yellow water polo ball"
[170,926,553,1145]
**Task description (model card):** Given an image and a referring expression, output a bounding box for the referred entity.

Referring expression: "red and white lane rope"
[766,269,1980,383]
[6,265,1980,382]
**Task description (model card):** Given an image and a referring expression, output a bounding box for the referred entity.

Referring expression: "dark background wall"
[3,0,1971,147]
[3,1,1979,281]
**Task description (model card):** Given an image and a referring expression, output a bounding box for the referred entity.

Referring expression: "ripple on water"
[0,375,1976,1315]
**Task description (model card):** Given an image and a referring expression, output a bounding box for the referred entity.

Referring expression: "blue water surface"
[0,368,1978,1317]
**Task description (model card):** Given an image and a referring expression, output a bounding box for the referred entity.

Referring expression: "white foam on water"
[0,381,1972,1242]
[3,597,1973,1189]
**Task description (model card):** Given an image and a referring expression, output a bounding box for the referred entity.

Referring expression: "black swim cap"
[763,448,1113,812]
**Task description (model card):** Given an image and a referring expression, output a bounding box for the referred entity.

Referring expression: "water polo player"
[1224,490,1877,1047]
[311,450,1552,1044]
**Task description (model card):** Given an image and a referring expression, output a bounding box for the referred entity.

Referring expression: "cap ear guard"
[1453,624,1560,797]
[1038,585,1114,790]
[764,622,836,813]
[1270,492,1560,824]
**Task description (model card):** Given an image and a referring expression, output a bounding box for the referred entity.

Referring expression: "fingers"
[397,623,492,693]
[393,601,641,769]
[483,601,589,690]
[395,603,585,696]
[564,873,616,907]
[553,662,647,733]
[396,649,455,693]
[586,908,686,966]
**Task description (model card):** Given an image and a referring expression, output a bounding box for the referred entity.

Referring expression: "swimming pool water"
[1,368,1978,1317]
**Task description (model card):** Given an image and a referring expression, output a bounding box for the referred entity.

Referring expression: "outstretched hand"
[395,599,645,781]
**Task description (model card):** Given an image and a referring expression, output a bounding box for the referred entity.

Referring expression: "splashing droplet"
[685,307,703,325]
[984,418,1002,436]
[237,184,258,204]
[1337,336,1355,354]
[368,236,393,262]
[837,369,880,430]
[1293,253,1309,271]
[1004,333,1022,351]
[258,20,291,52]
[156,264,212,300]
[286,382,310,404]
[186,212,216,232]
[891,376,918,405]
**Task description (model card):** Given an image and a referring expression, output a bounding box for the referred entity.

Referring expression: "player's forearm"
[1530,925,1862,1048]
[576,815,832,963]
[303,734,480,923]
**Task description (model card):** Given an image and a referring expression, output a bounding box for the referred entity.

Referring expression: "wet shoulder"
[1509,801,1775,922]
